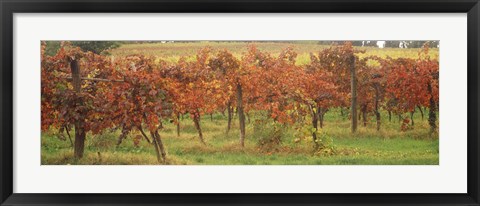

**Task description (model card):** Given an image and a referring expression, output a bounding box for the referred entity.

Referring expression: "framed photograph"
[1,0,479,205]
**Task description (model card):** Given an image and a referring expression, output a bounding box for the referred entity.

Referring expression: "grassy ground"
[41,109,439,165]
[110,41,439,65]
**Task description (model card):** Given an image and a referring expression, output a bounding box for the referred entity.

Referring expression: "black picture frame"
[1,0,479,205]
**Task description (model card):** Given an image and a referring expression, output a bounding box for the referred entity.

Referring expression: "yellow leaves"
[213,82,221,89]
[87,69,99,78]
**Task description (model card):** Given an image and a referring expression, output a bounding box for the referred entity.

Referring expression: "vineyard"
[41,41,439,165]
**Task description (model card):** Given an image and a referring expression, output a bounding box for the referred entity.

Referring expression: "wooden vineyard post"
[68,59,124,159]
[350,54,358,133]
[70,59,87,159]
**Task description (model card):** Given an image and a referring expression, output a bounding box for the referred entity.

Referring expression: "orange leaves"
[383,50,438,115]
[164,48,233,118]
[41,42,439,138]
[41,43,123,133]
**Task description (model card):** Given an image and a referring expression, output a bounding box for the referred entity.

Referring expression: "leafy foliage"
[44,41,121,56]
[71,41,121,54]
[41,41,439,163]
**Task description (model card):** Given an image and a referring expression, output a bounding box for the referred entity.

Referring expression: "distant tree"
[44,41,62,56]
[70,41,121,54]
[384,41,398,48]
[44,41,121,56]
[352,41,363,46]
[317,41,345,45]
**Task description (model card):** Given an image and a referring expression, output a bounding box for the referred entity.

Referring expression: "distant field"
[110,41,439,65]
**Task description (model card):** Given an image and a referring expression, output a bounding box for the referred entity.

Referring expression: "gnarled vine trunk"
[176,113,181,137]
[227,102,232,134]
[410,111,415,126]
[137,125,151,144]
[318,108,324,128]
[65,125,74,147]
[192,113,206,145]
[150,130,164,164]
[154,130,167,163]
[374,85,381,131]
[237,83,246,147]
[116,126,130,147]
[362,104,367,127]
[310,106,320,149]
[417,105,424,120]
[427,83,437,133]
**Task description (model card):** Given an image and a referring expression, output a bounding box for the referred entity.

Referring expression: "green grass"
[41,108,439,165]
